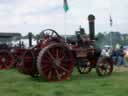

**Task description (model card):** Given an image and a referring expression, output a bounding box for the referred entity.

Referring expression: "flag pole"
[64,11,67,41]
[110,15,113,47]
[63,0,69,41]
[109,0,113,47]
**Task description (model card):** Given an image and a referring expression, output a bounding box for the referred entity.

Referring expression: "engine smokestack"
[88,14,95,40]
[28,32,32,47]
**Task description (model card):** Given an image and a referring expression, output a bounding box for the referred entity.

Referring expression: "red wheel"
[18,50,37,76]
[96,57,113,76]
[77,59,92,74]
[0,50,14,70]
[37,43,74,81]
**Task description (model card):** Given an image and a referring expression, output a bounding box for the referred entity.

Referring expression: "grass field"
[0,67,128,96]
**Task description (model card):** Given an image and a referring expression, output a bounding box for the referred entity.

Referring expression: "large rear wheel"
[37,43,74,81]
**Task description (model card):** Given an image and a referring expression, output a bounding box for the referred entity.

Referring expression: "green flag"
[63,0,69,12]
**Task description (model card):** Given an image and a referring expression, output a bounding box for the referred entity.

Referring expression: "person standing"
[116,46,125,66]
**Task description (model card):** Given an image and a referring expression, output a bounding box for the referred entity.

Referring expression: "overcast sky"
[0,0,128,35]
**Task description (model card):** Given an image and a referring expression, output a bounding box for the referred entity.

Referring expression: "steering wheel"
[41,29,62,39]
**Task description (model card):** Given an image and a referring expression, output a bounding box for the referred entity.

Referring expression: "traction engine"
[68,14,113,76]
[15,29,74,81]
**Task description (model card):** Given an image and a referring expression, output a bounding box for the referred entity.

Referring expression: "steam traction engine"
[69,15,113,76]
[15,29,74,81]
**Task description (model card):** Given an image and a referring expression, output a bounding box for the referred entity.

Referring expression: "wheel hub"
[87,62,90,66]
[103,64,109,69]
[53,59,61,66]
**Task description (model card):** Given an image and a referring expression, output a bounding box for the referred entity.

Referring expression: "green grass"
[0,68,128,96]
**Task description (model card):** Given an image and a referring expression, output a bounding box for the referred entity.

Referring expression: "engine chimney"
[88,14,95,40]
[28,32,32,47]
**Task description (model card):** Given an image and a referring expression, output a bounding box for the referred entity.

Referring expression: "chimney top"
[88,14,95,21]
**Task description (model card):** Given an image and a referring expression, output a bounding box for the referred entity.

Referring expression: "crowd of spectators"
[111,46,126,66]
[101,45,128,67]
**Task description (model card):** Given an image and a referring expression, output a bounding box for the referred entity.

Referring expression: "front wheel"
[96,57,113,76]
[77,59,92,74]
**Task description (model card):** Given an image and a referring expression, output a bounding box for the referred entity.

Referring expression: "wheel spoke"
[47,50,55,60]
[55,69,61,80]
[62,58,70,63]
[42,64,51,70]
[101,67,106,75]
[43,68,50,73]
[105,65,111,73]
[42,60,51,64]
[60,63,68,67]
[60,56,65,61]
[81,68,85,72]
[57,65,70,73]
[43,55,52,64]
[51,31,54,37]
[58,48,65,60]
[48,71,52,79]
[83,67,88,72]
[56,48,59,58]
